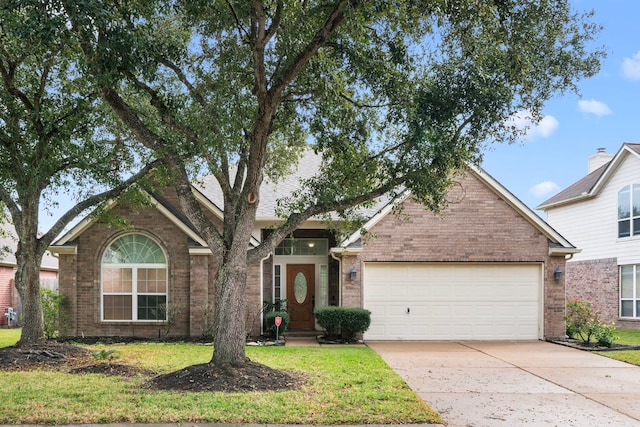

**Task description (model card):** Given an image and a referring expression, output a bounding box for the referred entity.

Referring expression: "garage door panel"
[363,263,541,340]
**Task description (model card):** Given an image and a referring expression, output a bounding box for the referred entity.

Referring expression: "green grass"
[0,329,441,424]
[0,328,20,348]
[594,328,640,366]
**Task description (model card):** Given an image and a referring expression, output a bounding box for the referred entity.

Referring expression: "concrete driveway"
[368,341,640,426]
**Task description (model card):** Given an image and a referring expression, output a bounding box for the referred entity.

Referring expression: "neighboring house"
[538,143,640,329]
[49,151,577,340]
[0,224,59,327]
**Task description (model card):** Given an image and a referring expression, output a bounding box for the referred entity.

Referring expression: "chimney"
[588,147,613,174]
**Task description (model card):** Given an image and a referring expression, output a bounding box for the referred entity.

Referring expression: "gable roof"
[336,164,579,255]
[50,148,577,256]
[51,191,211,252]
[537,143,640,210]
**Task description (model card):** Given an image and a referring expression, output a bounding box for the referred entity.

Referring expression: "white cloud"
[577,99,612,117]
[622,51,640,81]
[530,181,560,198]
[506,111,559,140]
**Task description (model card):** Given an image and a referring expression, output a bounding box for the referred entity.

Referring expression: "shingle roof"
[538,143,640,210]
[538,163,608,208]
[0,223,58,270]
[193,149,387,220]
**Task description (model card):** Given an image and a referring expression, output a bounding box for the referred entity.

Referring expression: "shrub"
[314,306,371,341]
[565,298,617,347]
[40,288,69,339]
[595,322,617,348]
[265,311,289,338]
[313,306,342,339]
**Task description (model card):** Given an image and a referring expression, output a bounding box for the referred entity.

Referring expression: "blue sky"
[482,0,640,214]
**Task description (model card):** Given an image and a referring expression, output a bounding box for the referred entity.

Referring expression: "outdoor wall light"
[554,267,563,281]
[350,267,357,280]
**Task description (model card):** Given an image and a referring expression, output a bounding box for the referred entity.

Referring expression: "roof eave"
[549,247,582,257]
[536,193,593,211]
[48,245,77,255]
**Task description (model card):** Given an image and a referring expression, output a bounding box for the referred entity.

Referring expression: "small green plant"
[595,322,617,348]
[40,288,69,339]
[565,298,617,347]
[92,349,120,364]
[264,311,290,338]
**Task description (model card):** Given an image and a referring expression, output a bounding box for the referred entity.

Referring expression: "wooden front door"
[286,264,315,329]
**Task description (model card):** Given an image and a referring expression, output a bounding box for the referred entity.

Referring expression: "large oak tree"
[0,2,158,344]
[62,0,602,366]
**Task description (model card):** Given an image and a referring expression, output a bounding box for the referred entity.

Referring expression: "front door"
[286,264,315,329]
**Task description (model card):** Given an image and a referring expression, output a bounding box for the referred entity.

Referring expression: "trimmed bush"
[265,311,289,338]
[314,306,371,341]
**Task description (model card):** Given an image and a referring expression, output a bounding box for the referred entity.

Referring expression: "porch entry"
[286,264,315,329]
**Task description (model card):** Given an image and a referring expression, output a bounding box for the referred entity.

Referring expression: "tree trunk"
[15,248,45,344]
[210,252,249,367]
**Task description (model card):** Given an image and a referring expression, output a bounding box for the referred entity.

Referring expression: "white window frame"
[618,184,640,238]
[101,234,168,322]
[620,264,640,319]
[273,263,283,304]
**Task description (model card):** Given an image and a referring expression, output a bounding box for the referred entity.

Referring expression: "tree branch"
[40,158,163,250]
[247,181,399,264]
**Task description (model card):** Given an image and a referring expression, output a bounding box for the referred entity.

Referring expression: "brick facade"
[0,267,14,326]
[341,171,568,339]
[565,258,640,329]
[57,169,569,340]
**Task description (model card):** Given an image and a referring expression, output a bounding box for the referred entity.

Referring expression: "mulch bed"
[550,339,640,352]
[147,360,301,392]
[0,340,302,393]
[0,341,93,371]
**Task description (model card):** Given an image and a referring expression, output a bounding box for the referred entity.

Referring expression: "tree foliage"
[0,1,158,343]
[56,0,602,364]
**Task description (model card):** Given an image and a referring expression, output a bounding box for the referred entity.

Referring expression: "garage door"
[363,263,542,340]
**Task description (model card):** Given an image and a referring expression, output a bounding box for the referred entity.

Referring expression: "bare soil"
[0,341,301,392]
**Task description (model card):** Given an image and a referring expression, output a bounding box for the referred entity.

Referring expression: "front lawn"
[0,327,20,348]
[0,329,441,424]
[597,328,640,366]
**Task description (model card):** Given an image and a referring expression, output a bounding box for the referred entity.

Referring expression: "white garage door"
[363,263,542,340]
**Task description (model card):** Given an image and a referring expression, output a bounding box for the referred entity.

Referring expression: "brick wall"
[564,258,639,328]
[58,186,221,338]
[0,267,14,326]
[342,171,567,339]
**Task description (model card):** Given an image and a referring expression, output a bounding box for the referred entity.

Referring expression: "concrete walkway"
[368,341,640,426]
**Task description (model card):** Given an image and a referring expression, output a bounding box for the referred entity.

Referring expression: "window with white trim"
[273,264,282,303]
[620,265,640,318]
[618,184,640,238]
[102,234,168,321]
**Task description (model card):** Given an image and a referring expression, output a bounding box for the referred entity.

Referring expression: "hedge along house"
[50,151,578,340]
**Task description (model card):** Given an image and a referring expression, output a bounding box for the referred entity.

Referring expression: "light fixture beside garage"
[350,267,357,280]
[553,267,563,281]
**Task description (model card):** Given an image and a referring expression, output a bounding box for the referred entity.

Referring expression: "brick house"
[50,151,576,340]
[0,224,58,327]
[538,143,640,328]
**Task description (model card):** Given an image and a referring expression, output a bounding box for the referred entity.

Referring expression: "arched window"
[618,184,640,238]
[101,234,168,321]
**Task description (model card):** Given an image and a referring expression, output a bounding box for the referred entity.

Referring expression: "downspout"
[259,252,272,335]
[330,251,342,306]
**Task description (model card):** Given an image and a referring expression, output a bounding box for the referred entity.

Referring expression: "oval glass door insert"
[294,272,307,304]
